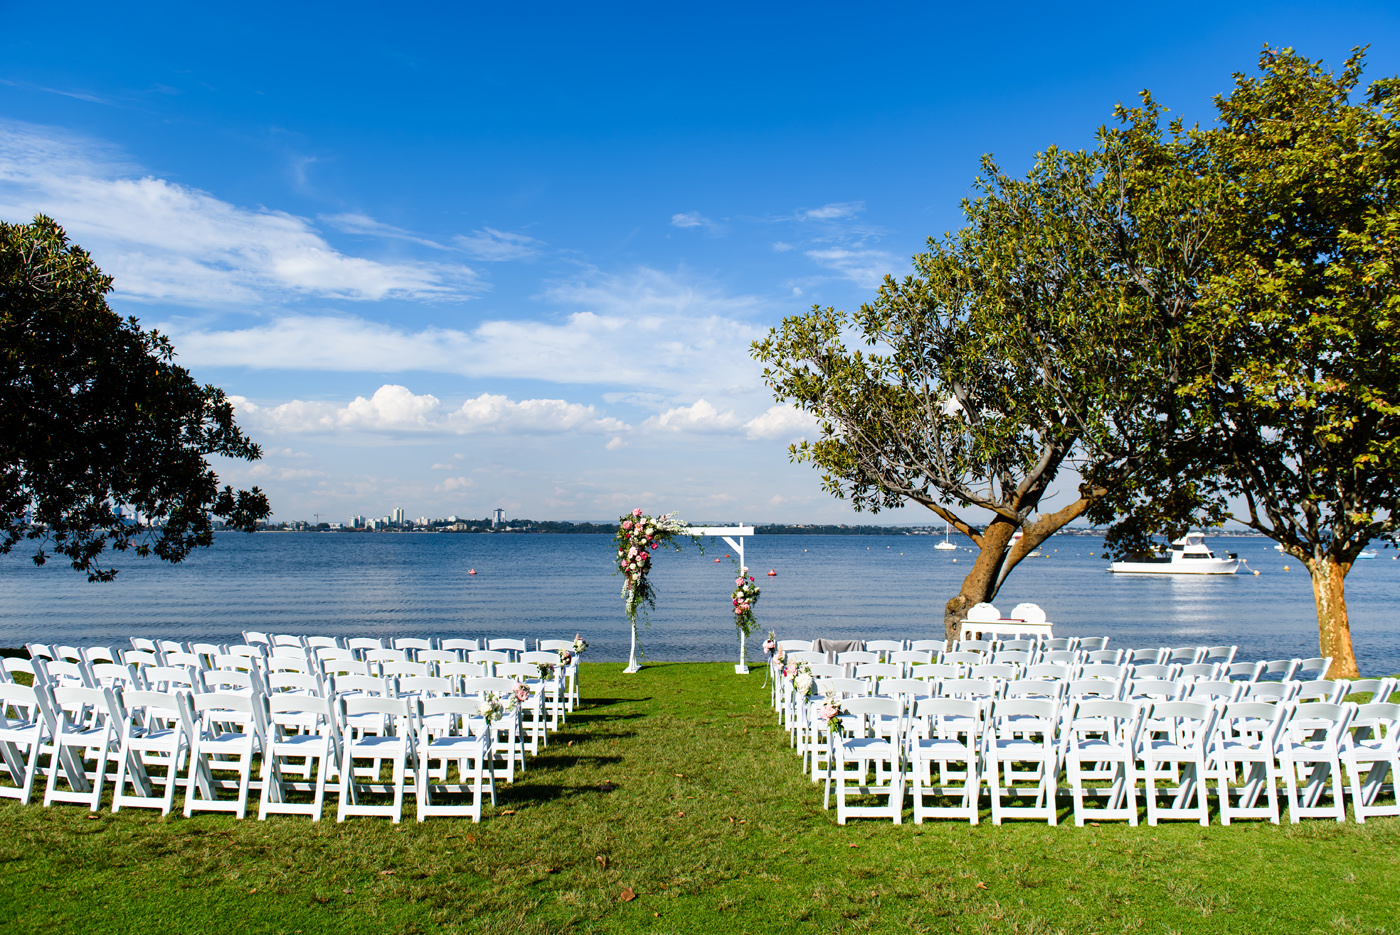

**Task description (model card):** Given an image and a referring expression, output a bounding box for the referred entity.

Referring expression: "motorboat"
[935,522,957,551]
[1358,549,1378,560]
[1008,528,1043,558]
[1108,532,1242,575]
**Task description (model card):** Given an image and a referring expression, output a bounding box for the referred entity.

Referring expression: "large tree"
[1,215,270,581]
[753,145,1196,639]
[1097,48,1400,678]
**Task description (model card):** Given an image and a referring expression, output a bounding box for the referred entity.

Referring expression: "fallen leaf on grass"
[546,867,561,874]
[465,833,477,844]
[567,741,573,747]
[673,773,684,778]
[248,888,257,894]
[501,809,516,816]
[620,887,637,902]
[343,888,353,894]
[379,870,395,876]
[848,844,859,849]
[596,855,610,870]
[85,815,101,821]
[976,882,988,890]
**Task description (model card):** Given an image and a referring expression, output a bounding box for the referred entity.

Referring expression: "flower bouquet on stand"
[613,509,696,673]
[730,566,762,675]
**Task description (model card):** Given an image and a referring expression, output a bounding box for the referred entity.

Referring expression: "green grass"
[2,662,1397,934]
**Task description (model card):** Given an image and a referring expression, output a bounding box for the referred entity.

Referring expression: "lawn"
[1,662,1396,934]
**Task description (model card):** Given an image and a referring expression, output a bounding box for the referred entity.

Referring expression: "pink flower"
[734,607,743,615]
[514,683,530,704]
[621,520,633,530]
[632,508,643,516]
[821,704,838,721]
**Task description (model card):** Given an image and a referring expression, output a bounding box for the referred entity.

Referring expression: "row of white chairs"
[810,693,1399,827]
[14,635,585,711]
[0,643,586,822]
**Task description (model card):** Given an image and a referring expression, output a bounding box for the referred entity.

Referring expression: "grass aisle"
[1,662,1397,934]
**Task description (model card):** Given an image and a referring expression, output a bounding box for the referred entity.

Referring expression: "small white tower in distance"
[492,508,505,527]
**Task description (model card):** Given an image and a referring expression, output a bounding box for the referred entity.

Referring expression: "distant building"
[393,507,405,526]
[492,508,505,527]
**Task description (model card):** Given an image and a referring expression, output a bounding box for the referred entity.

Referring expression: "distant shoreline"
[247,523,1275,538]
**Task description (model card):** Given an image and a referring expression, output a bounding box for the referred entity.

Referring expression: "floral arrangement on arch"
[730,566,761,637]
[614,508,693,624]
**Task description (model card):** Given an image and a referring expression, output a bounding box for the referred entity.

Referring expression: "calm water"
[1,532,1397,674]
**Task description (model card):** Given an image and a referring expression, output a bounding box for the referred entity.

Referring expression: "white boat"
[1108,532,1242,575]
[935,522,957,551]
[1358,549,1378,560]
[1008,528,1043,558]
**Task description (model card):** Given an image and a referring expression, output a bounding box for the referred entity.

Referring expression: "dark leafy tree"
[1,215,270,581]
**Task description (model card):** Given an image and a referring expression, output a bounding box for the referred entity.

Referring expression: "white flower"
[794,672,813,696]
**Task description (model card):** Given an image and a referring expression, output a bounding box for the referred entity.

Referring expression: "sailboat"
[935,522,957,551]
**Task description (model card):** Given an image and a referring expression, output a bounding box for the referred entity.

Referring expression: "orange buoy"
[468,569,477,575]
[714,558,721,562]
[767,569,777,576]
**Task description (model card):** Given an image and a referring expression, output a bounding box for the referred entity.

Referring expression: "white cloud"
[643,399,743,433]
[799,201,864,221]
[453,227,543,261]
[744,404,821,440]
[166,267,771,396]
[671,211,725,234]
[438,476,475,492]
[320,212,448,249]
[0,120,479,304]
[804,247,901,289]
[231,385,625,437]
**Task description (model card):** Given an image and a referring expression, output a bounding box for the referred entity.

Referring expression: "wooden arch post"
[693,525,757,674]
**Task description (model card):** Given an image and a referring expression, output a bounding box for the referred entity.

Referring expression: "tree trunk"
[942,521,1018,641]
[1306,553,1360,679]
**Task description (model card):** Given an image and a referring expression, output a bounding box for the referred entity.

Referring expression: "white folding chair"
[259,693,339,822]
[908,696,980,824]
[336,695,415,823]
[1278,701,1353,823]
[111,689,193,815]
[460,677,527,783]
[41,684,123,811]
[824,696,904,824]
[486,638,527,661]
[983,698,1060,825]
[1064,699,1142,826]
[1211,701,1285,825]
[865,640,904,663]
[1342,702,1400,823]
[0,683,50,805]
[184,692,266,818]
[1140,700,1216,826]
[415,696,495,822]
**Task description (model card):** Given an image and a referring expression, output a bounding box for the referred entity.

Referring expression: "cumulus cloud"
[231,385,625,437]
[0,120,479,304]
[804,247,901,289]
[744,404,821,440]
[798,201,865,221]
[643,399,743,433]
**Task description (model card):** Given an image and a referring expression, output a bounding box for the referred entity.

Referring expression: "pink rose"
[621,520,633,530]
[821,704,838,721]
[632,508,643,516]
[514,684,530,704]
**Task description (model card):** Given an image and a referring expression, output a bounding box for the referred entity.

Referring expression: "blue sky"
[3,2,1397,525]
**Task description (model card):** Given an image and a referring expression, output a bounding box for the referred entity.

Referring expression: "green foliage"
[0,215,270,581]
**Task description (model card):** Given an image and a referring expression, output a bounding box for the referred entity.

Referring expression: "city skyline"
[3,4,1397,524]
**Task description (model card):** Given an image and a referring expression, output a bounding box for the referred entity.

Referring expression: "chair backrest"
[1167,646,1205,664]
[365,648,408,666]
[416,694,484,728]
[1178,663,1223,681]
[775,639,814,652]
[1128,648,1166,665]
[241,632,272,647]
[1130,663,1179,681]
[853,663,900,682]
[1083,649,1124,665]
[393,638,435,657]
[338,694,411,725]
[1215,701,1286,745]
[330,674,395,697]
[1295,657,1333,680]
[965,602,1000,622]
[1351,702,1400,744]
[203,668,263,695]
[908,663,960,682]
[190,691,264,735]
[1227,661,1265,682]
[519,651,557,666]
[913,695,980,723]
[458,676,525,699]
[988,697,1060,734]
[128,638,158,654]
[270,634,303,648]
[35,658,91,688]
[1040,650,1080,665]
[1342,678,1395,705]
[269,644,310,662]
[495,662,537,681]
[47,684,122,734]
[786,651,826,666]
[51,645,85,663]
[89,662,141,690]
[439,661,491,682]
[814,677,868,699]
[953,639,993,654]
[878,678,929,702]
[1181,679,1237,702]
[841,695,902,725]
[938,678,1000,701]
[968,663,1018,682]
[304,636,341,651]
[1284,701,1352,745]
[997,639,1036,653]
[989,650,1031,667]
[1203,645,1237,665]
[835,651,880,666]
[1065,678,1123,701]
[381,661,430,680]
[468,650,511,665]
[346,638,385,656]
[265,656,312,676]
[265,671,321,695]
[440,638,481,655]
[1008,602,1046,624]
[940,651,982,667]
[806,663,844,678]
[1076,637,1110,652]
[141,665,198,692]
[420,649,459,668]
[865,639,904,654]
[488,638,527,654]
[1003,679,1064,701]
[1236,681,1295,703]
[1025,662,1072,681]
[395,675,455,698]
[83,646,117,665]
[891,650,933,668]
[225,644,267,660]
[1144,700,1216,741]
[909,639,947,653]
[122,650,161,669]
[1067,698,1139,728]
[1292,679,1345,704]
[266,692,332,733]
[162,651,205,670]
[1257,659,1298,682]
[1126,678,1181,702]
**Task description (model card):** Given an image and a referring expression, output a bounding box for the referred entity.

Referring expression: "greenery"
[2,663,1396,934]
[1086,48,1400,680]
[0,216,270,581]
